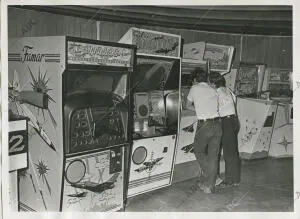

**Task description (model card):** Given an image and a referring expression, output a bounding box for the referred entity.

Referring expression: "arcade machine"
[172,42,235,183]
[119,28,181,197]
[263,68,293,158]
[234,63,277,159]
[8,36,136,211]
[171,59,205,183]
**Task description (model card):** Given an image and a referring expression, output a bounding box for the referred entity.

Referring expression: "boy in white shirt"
[186,68,222,193]
[209,72,241,187]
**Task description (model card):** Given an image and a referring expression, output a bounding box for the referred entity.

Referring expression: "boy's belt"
[198,117,220,122]
[221,114,235,119]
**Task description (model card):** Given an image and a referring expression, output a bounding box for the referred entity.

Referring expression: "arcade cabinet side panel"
[269,103,293,158]
[175,114,197,165]
[237,98,272,159]
[62,149,124,212]
[128,135,177,197]
[174,59,206,165]
[8,36,66,211]
[251,102,278,159]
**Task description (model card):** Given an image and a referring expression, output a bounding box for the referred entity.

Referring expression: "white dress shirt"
[187,82,220,120]
[216,87,236,117]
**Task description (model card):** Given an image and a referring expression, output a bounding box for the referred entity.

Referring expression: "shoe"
[198,183,213,194]
[215,177,223,186]
[201,187,213,194]
[233,183,240,187]
[217,182,234,188]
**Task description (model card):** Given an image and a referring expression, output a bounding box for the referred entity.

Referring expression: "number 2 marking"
[9,135,25,153]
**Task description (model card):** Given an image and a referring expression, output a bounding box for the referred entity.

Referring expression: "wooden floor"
[125,158,293,212]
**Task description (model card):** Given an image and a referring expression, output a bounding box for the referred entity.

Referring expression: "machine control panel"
[69,107,125,154]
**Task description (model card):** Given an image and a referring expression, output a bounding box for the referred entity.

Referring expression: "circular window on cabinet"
[132,146,147,165]
[65,159,86,184]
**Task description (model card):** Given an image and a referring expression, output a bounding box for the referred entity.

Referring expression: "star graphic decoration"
[277,136,292,152]
[35,159,52,194]
[28,66,57,127]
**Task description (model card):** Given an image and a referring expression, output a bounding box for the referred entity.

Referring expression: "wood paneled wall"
[8,7,97,39]
[241,35,292,69]
[8,8,292,69]
[99,21,292,69]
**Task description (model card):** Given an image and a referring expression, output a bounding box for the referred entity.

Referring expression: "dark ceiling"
[12,5,292,36]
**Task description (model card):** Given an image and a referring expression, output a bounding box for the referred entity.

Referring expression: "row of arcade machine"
[7,28,183,212]
[118,28,181,197]
[173,41,293,184]
[7,29,293,212]
[8,36,136,212]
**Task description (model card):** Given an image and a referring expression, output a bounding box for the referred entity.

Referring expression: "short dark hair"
[191,67,208,83]
[209,72,226,88]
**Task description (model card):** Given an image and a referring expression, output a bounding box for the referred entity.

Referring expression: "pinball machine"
[263,68,293,158]
[119,28,182,197]
[234,63,278,159]
[8,36,135,211]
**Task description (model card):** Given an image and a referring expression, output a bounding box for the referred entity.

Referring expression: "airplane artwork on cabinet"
[119,28,182,197]
[237,98,277,159]
[8,36,136,212]
[269,102,293,158]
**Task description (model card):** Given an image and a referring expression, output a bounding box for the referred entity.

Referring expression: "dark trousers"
[221,116,241,184]
[193,119,222,190]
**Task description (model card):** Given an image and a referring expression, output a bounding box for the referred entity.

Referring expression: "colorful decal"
[8,45,60,63]
[275,103,293,129]
[8,120,28,156]
[29,155,47,210]
[269,102,293,158]
[203,43,234,72]
[62,150,123,212]
[134,153,164,173]
[132,29,180,57]
[35,159,51,195]
[240,120,259,146]
[263,112,275,127]
[70,173,119,193]
[277,136,292,152]
[28,66,57,127]
[237,98,277,159]
[183,42,206,60]
[67,41,132,67]
[235,65,259,96]
[128,135,176,197]
[182,122,196,133]
[9,69,56,151]
[181,144,194,154]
